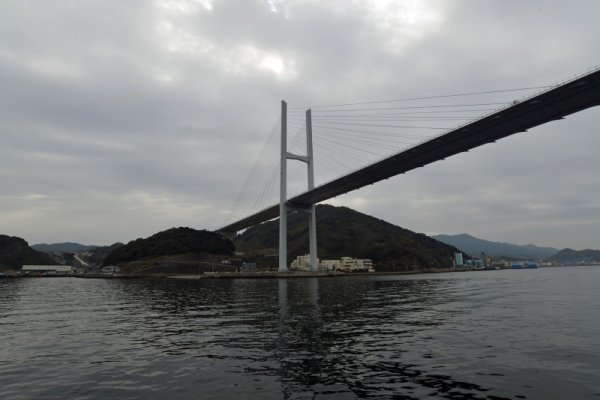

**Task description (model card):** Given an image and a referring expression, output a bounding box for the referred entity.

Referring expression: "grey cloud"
[1,0,599,248]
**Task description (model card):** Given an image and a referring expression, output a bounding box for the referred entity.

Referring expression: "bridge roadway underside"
[220,68,600,233]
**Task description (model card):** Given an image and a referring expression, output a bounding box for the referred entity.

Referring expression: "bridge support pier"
[279,101,318,273]
[308,204,317,272]
[279,101,288,272]
[306,109,318,272]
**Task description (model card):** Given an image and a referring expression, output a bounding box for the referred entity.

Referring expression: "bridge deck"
[220,67,600,233]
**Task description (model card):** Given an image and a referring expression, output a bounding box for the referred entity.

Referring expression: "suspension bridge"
[220,67,600,272]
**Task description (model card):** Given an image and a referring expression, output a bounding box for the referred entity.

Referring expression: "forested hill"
[103,227,233,265]
[0,235,57,271]
[32,242,98,253]
[234,204,461,271]
[549,248,600,264]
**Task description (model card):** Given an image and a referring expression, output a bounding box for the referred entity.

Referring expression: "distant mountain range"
[433,233,559,259]
[32,242,98,253]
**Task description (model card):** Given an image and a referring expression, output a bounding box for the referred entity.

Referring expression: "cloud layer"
[1,0,599,249]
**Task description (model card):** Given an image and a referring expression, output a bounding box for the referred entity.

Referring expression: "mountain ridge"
[0,235,57,271]
[104,227,234,266]
[433,233,559,259]
[32,242,99,253]
[549,248,600,264]
[235,204,461,271]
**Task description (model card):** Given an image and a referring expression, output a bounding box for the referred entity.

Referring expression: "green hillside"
[32,242,98,253]
[549,248,600,264]
[104,227,234,266]
[0,235,57,271]
[82,242,124,266]
[235,205,460,271]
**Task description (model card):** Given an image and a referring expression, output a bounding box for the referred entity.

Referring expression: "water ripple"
[1,269,600,399]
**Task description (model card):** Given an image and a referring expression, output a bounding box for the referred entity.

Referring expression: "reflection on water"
[1,268,600,399]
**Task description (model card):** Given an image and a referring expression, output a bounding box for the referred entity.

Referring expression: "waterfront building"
[511,261,538,269]
[100,265,121,274]
[221,258,242,266]
[465,259,485,269]
[454,252,464,267]
[320,259,341,270]
[291,255,374,272]
[339,257,374,272]
[240,262,257,273]
[291,254,320,271]
[21,265,72,274]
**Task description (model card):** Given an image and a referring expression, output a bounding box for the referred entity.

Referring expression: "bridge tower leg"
[279,101,288,272]
[278,102,319,273]
[306,109,318,272]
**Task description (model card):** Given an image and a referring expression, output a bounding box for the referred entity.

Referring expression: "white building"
[320,259,341,270]
[291,254,320,271]
[21,265,72,274]
[290,255,374,272]
[338,257,374,272]
[100,265,121,274]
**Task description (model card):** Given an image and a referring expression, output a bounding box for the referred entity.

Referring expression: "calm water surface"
[1,267,600,399]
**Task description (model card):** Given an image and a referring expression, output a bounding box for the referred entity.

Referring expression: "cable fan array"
[224,84,553,228]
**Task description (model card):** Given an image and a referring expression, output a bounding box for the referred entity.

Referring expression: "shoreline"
[6,265,594,280]
[166,268,462,280]
[76,268,465,280]
[2,268,460,280]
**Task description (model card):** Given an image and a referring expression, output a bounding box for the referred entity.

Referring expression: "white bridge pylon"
[279,100,318,272]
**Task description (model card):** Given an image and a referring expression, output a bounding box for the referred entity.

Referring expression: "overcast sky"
[1,0,599,249]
